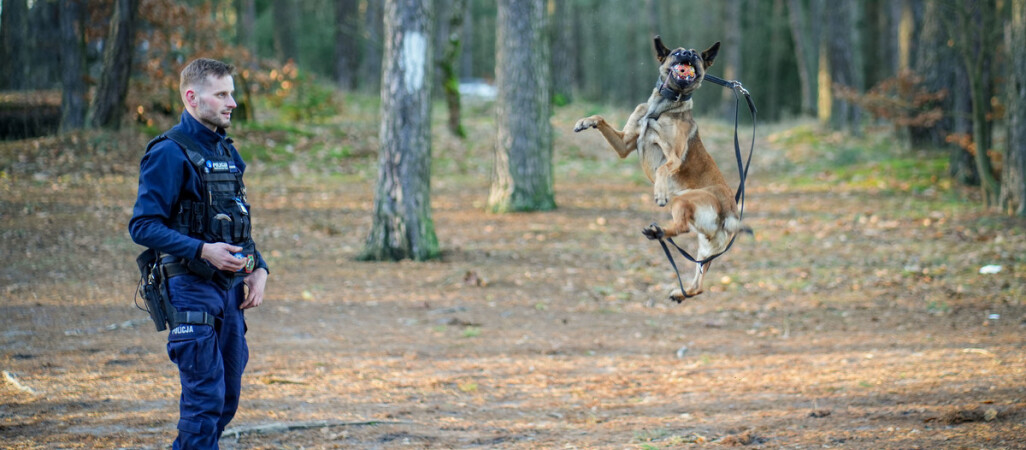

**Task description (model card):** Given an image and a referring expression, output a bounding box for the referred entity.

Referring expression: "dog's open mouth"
[671,63,696,83]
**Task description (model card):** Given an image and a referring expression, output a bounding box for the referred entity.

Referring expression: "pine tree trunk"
[825,0,861,134]
[360,0,438,262]
[440,0,466,138]
[335,0,360,90]
[90,0,138,130]
[272,0,299,64]
[910,1,977,184]
[58,0,85,132]
[360,0,384,92]
[1002,0,1026,216]
[720,0,742,121]
[489,0,555,213]
[1,0,29,90]
[786,0,819,117]
[945,0,1000,205]
[550,0,575,105]
[236,0,257,58]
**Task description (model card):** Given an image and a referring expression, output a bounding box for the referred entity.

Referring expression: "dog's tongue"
[673,63,696,82]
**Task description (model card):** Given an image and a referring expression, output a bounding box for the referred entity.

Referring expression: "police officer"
[129,58,268,449]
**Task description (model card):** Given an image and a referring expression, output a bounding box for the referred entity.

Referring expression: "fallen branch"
[222,419,415,439]
[3,370,38,395]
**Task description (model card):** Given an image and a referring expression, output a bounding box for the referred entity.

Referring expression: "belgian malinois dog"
[573,37,744,300]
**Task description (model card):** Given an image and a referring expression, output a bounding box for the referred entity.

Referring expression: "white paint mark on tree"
[402,32,426,94]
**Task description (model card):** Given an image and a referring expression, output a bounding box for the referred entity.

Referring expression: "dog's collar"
[655,77,692,103]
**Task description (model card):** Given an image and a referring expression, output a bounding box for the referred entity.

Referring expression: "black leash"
[653,73,757,301]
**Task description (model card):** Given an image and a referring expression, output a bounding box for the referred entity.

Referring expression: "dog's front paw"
[653,172,671,207]
[573,116,599,132]
[654,190,670,207]
[642,223,664,240]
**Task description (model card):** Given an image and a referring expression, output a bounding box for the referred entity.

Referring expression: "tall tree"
[359,0,384,92]
[786,0,823,117]
[1,0,29,90]
[943,0,1001,206]
[824,0,862,134]
[913,0,976,185]
[89,0,138,130]
[1001,0,1026,216]
[236,0,257,58]
[719,0,742,121]
[58,0,85,132]
[489,0,555,213]
[438,0,466,137]
[360,0,438,262]
[550,0,575,105]
[272,0,299,64]
[335,0,360,90]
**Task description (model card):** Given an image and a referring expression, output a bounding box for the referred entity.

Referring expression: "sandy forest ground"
[1,96,1025,449]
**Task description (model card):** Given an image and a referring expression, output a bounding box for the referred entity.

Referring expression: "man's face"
[187,74,237,131]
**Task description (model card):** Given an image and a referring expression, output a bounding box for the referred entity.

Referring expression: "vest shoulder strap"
[146,128,207,169]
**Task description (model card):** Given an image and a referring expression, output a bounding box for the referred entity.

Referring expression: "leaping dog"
[573,37,745,301]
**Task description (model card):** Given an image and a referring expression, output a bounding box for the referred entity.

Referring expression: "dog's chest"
[636,120,672,181]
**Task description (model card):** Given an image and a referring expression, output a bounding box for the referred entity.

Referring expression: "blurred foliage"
[835,71,947,129]
[260,62,341,123]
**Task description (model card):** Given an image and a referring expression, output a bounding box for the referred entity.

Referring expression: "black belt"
[160,255,233,290]
[161,256,190,278]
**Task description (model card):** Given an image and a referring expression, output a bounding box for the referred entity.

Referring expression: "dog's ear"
[654,35,672,63]
[701,42,721,69]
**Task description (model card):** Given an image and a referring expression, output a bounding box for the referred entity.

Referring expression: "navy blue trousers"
[166,274,248,450]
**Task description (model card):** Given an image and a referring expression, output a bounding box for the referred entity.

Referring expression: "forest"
[2,0,1025,214]
[2,0,1026,448]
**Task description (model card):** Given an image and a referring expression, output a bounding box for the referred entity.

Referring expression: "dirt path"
[2,110,1025,448]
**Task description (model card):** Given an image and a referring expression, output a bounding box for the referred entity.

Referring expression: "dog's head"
[653,37,720,101]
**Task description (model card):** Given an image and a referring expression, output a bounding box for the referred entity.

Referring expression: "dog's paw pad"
[642,223,664,240]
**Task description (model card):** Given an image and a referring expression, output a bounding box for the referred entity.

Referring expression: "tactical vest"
[145,128,256,275]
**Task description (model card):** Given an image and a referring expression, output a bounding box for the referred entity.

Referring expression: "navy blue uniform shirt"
[129,111,267,273]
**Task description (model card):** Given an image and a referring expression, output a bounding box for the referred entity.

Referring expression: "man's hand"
[201,242,247,272]
[241,268,267,309]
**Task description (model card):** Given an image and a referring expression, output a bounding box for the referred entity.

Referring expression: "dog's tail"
[724,216,754,236]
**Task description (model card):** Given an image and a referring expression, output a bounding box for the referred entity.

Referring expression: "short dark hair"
[179,58,235,96]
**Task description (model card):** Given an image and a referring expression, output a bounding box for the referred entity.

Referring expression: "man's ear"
[184,88,198,108]
[701,42,720,69]
[654,35,671,63]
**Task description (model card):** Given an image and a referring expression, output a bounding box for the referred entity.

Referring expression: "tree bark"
[910,0,976,184]
[489,0,555,213]
[58,0,85,132]
[1001,0,1026,216]
[786,0,820,117]
[360,0,439,262]
[720,0,742,121]
[360,0,384,92]
[440,0,466,137]
[335,0,360,90]
[825,0,862,134]
[89,0,138,130]
[272,0,299,64]
[944,0,1000,206]
[897,0,915,72]
[550,0,575,105]
[236,0,257,58]
[1,0,29,90]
